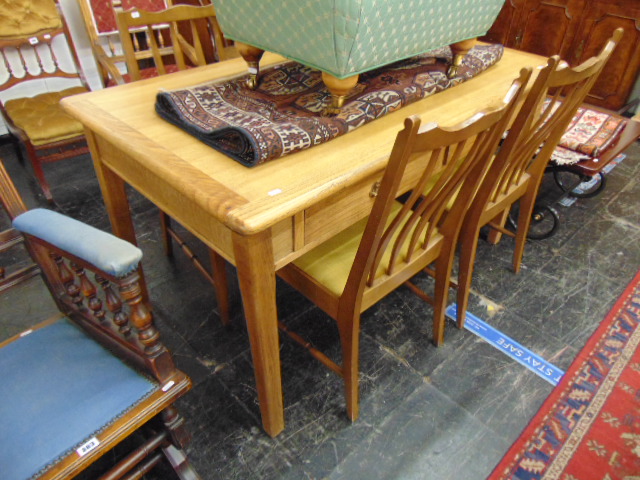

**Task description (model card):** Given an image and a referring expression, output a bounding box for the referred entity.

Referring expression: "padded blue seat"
[0,319,158,480]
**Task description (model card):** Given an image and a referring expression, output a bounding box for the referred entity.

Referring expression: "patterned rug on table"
[487,268,640,480]
[155,44,503,167]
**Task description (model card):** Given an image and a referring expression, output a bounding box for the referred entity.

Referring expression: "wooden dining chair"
[277,70,529,421]
[0,0,90,202]
[453,28,623,330]
[77,0,233,87]
[0,157,200,479]
[116,2,234,325]
[116,2,233,82]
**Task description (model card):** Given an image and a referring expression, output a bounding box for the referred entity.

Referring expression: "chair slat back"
[0,2,84,93]
[488,29,623,205]
[344,70,530,301]
[116,3,223,82]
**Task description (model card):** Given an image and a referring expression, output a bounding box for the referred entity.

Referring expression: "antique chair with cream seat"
[0,0,90,202]
[451,29,623,331]
[0,156,200,480]
[276,69,529,420]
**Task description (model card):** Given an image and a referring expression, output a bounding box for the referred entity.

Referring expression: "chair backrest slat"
[342,68,531,301]
[116,3,220,82]
[486,29,623,207]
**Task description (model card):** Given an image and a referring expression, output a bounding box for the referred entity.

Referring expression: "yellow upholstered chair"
[0,0,90,202]
[0,156,200,479]
[453,29,623,330]
[277,70,529,421]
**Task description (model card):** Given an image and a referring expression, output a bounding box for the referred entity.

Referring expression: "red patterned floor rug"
[487,268,640,480]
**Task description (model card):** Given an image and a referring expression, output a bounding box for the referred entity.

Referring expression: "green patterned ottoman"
[215,0,506,113]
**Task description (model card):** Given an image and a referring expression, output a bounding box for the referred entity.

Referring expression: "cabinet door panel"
[517,0,583,57]
[574,1,640,109]
[482,0,525,46]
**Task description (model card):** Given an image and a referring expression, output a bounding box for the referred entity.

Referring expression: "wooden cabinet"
[482,0,640,110]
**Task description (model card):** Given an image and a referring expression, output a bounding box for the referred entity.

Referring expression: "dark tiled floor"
[1,138,639,479]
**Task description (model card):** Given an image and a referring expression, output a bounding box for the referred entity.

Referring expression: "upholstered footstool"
[215,0,505,113]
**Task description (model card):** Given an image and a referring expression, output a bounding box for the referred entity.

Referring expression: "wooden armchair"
[0,157,200,480]
[453,29,623,330]
[0,0,90,202]
[276,71,528,420]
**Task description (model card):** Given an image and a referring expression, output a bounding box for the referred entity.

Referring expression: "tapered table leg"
[87,131,150,304]
[232,229,284,437]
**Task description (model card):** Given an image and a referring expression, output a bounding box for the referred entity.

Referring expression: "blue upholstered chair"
[0,158,200,480]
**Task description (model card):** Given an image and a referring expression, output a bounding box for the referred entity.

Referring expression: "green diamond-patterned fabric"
[215,0,505,78]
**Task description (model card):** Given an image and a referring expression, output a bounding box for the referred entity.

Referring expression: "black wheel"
[553,167,606,198]
[508,203,560,240]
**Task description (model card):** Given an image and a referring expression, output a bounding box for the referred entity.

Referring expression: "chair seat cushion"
[3,86,88,145]
[0,319,158,480]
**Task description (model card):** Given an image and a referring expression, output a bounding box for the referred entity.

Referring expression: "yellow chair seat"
[292,202,435,297]
[4,86,88,145]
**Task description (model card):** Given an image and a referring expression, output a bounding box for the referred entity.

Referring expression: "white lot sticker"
[76,437,100,457]
[268,189,282,196]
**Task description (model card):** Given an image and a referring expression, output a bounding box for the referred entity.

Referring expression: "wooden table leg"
[232,229,284,437]
[86,131,149,302]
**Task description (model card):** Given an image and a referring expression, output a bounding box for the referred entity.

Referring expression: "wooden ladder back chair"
[277,70,529,421]
[116,2,230,82]
[0,156,201,480]
[117,3,232,326]
[77,0,167,86]
[76,0,232,324]
[0,0,90,202]
[454,28,623,329]
[77,0,232,87]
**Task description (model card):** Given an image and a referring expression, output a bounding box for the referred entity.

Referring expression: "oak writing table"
[62,47,546,437]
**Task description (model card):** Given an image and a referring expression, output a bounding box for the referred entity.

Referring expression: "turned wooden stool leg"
[236,42,265,89]
[321,72,359,115]
[448,38,478,78]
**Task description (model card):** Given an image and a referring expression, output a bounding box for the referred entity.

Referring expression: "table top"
[62,47,547,236]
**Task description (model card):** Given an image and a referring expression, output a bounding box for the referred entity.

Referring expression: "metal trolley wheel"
[508,203,560,240]
[552,167,606,199]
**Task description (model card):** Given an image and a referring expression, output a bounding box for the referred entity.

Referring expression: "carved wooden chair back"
[116,2,229,82]
[454,28,623,328]
[0,156,200,479]
[277,71,528,421]
[0,0,90,201]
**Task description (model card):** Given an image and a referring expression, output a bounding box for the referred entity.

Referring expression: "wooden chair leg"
[513,192,537,274]
[25,144,53,202]
[162,444,202,480]
[456,225,481,329]
[486,208,510,244]
[159,211,174,257]
[336,309,361,422]
[432,242,457,346]
[209,250,230,326]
